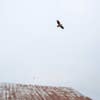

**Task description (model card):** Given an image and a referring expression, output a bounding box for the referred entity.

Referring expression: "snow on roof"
[0,83,92,100]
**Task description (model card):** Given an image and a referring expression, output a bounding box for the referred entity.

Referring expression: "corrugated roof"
[0,83,92,100]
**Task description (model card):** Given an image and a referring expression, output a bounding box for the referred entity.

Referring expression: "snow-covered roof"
[0,83,92,100]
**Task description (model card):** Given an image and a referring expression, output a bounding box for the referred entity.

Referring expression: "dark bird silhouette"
[57,20,64,29]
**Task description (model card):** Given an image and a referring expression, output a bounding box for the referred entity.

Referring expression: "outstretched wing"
[57,20,60,24]
[60,25,64,29]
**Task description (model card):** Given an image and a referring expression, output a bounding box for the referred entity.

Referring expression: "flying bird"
[57,20,64,29]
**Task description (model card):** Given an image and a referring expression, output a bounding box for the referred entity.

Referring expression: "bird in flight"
[56,20,64,29]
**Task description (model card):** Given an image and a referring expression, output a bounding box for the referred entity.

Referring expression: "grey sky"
[0,0,100,99]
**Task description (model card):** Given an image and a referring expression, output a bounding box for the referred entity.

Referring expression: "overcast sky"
[0,0,100,99]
